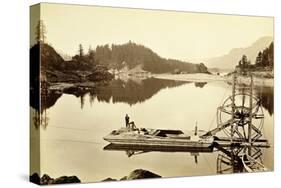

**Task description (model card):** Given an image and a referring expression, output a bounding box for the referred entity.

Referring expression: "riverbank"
[152,73,225,82]
[225,75,274,87]
[152,73,273,87]
[225,71,274,87]
[46,71,274,97]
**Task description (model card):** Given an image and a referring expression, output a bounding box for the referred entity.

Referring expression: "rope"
[47,125,96,132]
[41,138,103,145]
[41,126,105,144]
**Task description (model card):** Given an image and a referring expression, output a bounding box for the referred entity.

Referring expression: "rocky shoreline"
[30,173,81,185]
[102,169,161,182]
[30,169,161,185]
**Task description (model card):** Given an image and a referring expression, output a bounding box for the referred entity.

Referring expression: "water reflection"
[234,83,274,116]
[92,78,191,105]
[255,86,274,115]
[31,78,191,128]
[32,109,49,129]
[39,78,274,115]
[104,143,267,174]
[32,78,274,130]
[36,78,190,112]
[38,79,273,181]
[217,145,267,174]
[30,90,62,129]
[194,82,207,88]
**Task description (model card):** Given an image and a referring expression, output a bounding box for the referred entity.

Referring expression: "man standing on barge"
[125,114,130,128]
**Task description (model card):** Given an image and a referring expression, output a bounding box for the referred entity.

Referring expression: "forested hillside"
[92,41,208,74]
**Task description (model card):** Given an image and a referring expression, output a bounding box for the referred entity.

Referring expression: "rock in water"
[103,169,161,182]
[29,173,40,185]
[53,176,81,184]
[30,173,81,185]
[125,169,161,180]
[102,177,118,182]
[41,174,54,185]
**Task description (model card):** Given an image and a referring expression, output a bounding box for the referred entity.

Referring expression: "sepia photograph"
[30,3,274,185]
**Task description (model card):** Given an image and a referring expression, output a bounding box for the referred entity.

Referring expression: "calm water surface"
[31,78,274,182]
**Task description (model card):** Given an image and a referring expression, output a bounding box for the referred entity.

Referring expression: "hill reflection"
[31,78,273,129]
[32,78,191,112]
[36,78,273,115]
[93,78,190,105]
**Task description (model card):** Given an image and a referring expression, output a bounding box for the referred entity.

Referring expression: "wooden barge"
[103,127,214,148]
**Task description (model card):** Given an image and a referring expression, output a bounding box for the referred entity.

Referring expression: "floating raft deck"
[103,128,214,149]
[103,128,270,151]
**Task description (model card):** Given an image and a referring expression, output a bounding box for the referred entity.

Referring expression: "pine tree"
[255,51,263,67]
[35,20,46,43]
[79,44,84,57]
[241,55,250,67]
[87,46,95,64]
[268,42,274,68]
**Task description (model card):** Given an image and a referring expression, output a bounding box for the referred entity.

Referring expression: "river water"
[30,77,274,182]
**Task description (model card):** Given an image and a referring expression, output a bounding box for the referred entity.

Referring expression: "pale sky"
[31,3,273,61]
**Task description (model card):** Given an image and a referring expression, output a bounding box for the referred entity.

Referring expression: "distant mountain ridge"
[205,36,273,70]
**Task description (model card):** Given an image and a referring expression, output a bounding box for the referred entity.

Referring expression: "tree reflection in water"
[104,144,267,174]
[31,78,191,128]
[31,90,62,129]
[255,86,273,116]
[30,77,273,129]
[93,78,190,105]
[194,82,207,88]
[236,84,274,116]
